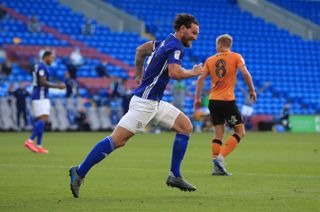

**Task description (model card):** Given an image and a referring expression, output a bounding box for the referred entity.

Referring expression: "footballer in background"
[24,51,66,153]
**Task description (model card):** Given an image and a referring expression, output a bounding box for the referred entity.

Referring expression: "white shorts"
[32,99,51,117]
[118,95,181,133]
[241,105,254,117]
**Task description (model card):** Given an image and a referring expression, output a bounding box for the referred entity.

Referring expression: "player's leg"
[214,125,243,176]
[69,126,134,198]
[75,96,158,178]
[154,101,196,191]
[168,112,196,191]
[76,126,134,178]
[170,112,193,178]
[220,124,244,158]
[207,100,229,175]
[24,116,39,152]
[155,102,192,178]
[208,100,225,161]
[24,116,46,153]
[35,115,49,153]
[212,126,231,175]
[219,101,244,159]
[215,101,243,175]
[36,115,49,146]
[69,96,157,197]
[212,124,224,161]
[25,99,50,153]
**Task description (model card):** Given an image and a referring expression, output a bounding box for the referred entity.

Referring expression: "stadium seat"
[0,0,319,116]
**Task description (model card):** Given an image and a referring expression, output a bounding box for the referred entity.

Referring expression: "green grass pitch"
[0,132,319,211]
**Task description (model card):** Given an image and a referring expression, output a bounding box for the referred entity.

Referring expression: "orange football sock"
[221,134,241,158]
[212,139,222,160]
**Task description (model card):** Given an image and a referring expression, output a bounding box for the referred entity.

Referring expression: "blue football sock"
[170,133,190,178]
[36,120,45,146]
[29,130,37,141]
[29,119,44,141]
[77,136,116,178]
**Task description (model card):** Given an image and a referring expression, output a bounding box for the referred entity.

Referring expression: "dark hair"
[42,51,52,59]
[173,14,199,31]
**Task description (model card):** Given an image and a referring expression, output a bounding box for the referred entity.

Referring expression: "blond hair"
[216,34,233,48]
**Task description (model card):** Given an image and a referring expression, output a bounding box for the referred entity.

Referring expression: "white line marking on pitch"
[0,163,319,179]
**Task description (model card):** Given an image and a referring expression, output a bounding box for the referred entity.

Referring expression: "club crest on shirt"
[174,50,181,60]
[39,70,45,76]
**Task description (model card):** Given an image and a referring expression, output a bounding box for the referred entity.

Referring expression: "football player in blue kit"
[24,51,65,153]
[69,14,203,197]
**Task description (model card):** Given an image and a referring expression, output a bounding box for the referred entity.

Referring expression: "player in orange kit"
[194,34,256,175]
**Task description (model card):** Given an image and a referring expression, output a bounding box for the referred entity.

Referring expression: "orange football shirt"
[204,51,245,101]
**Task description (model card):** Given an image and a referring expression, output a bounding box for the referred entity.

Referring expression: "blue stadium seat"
[0,0,319,115]
[267,0,320,25]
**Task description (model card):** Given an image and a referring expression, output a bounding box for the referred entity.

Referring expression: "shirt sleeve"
[236,54,245,68]
[167,45,183,65]
[153,41,161,51]
[37,65,48,78]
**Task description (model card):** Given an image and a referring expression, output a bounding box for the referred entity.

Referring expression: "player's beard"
[181,36,192,47]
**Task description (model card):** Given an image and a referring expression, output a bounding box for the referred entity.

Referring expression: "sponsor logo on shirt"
[174,50,181,60]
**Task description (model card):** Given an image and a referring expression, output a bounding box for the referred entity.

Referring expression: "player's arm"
[168,63,203,79]
[39,76,65,90]
[239,65,256,102]
[194,69,209,109]
[134,41,154,84]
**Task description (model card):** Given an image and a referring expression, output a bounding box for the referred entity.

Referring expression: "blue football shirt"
[31,62,50,100]
[133,34,184,101]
